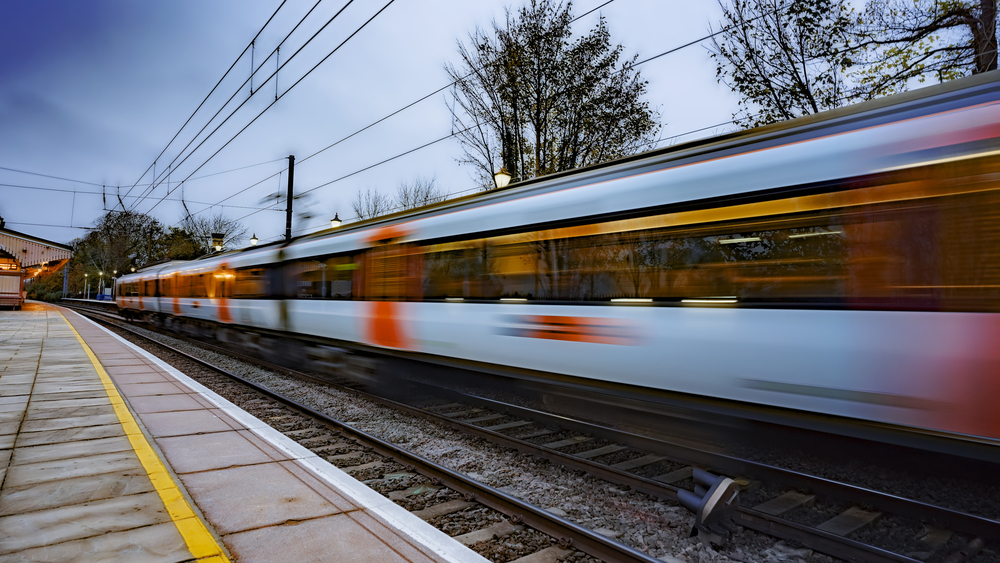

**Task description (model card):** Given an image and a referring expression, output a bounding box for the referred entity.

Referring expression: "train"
[118,71,1000,450]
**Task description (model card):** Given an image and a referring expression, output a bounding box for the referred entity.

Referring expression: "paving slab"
[13,424,126,447]
[177,463,343,534]
[0,491,174,555]
[0,470,155,517]
[0,521,192,563]
[3,450,144,489]
[10,435,134,466]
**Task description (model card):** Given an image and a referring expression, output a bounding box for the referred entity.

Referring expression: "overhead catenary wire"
[143,0,397,216]
[122,0,289,203]
[0,182,281,212]
[127,0,329,209]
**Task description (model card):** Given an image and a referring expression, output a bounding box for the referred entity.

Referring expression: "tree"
[395,176,446,210]
[854,0,997,95]
[351,188,393,221]
[709,0,858,128]
[181,212,248,251]
[77,211,166,275]
[712,0,998,128]
[446,0,661,189]
[161,227,206,260]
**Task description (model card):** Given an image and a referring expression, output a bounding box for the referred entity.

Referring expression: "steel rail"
[71,307,663,563]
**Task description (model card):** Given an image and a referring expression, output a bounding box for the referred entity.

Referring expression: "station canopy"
[0,223,73,279]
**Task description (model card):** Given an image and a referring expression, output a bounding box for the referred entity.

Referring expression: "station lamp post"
[330,213,341,228]
[250,233,258,246]
[99,272,104,298]
[84,273,88,300]
[112,270,117,297]
[494,167,512,189]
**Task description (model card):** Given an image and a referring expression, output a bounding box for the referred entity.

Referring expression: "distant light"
[611,298,653,303]
[682,297,738,304]
[445,297,464,301]
[494,167,512,189]
[500,297,527,302]
[330,213,342,228]
[787,230,842,239]
[719,237,761,245]
[131,267,136,272]
[250,233,258,246]
[214,244,223,252]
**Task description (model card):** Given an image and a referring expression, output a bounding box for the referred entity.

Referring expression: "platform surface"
[0,302,485,563]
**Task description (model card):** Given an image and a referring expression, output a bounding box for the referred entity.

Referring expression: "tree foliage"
[351,188,394,221]
[395,176,446,210]
[712,0,998,127]
[351,177,447,221]
[710,0,857,128]
[854,0,998,95]
[181,211,248,251]
[446,0,661,189]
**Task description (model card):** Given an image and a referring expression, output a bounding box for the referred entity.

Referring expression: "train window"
[363,243,421,301]
[288,254,356,299]
[234,267,271,298]
[160,276,173,297]
[414,162,1000,311]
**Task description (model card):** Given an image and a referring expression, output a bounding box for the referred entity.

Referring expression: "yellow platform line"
[58,311,230,563]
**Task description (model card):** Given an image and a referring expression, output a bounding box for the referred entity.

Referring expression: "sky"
[0,0,739,248]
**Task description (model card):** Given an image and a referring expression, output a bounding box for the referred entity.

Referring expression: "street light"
[211,233,225,252]
[250,233,258,246]
[131,267,136,272]
[494,166,512,189]
[113,270,117,297]
[84,273,88,299]
[99,272,104,299]
[330,213,341,228]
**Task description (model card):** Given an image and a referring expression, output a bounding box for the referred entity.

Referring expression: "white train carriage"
[119,72,1000,446]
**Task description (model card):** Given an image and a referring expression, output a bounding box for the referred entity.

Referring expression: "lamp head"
[330,213,342,228]
[494,166,512,189]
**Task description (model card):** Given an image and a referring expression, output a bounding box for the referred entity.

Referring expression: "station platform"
[0,302,487,563]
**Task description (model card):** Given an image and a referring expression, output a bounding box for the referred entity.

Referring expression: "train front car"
[277,73,1000,447]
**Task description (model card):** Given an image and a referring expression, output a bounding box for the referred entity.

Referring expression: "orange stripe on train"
[366,301,411,349]
[499,315,640,346]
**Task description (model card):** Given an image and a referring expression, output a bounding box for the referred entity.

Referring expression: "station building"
[0,218,73,308]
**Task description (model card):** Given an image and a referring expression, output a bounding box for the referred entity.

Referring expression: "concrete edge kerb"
[71,312,489,563]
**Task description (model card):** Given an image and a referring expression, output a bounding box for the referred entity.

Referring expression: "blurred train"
[118,72,1000,448]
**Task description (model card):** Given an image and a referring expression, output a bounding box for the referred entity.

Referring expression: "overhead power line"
[128,0,329,209]
[144,0,397,216]
[0,182,280,212]
[123,0,289,202]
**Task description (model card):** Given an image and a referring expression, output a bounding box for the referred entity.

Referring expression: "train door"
[360,228,421,350]
[216,263,232,323]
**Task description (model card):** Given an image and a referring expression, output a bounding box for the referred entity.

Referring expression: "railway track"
[66,304,998,563]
